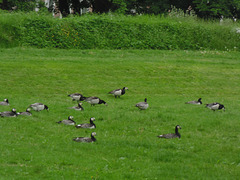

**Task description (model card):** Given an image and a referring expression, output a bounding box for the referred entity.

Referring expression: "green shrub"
[0,12,239,51]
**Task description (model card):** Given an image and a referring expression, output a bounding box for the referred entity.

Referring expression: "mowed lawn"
[0,48,239,179]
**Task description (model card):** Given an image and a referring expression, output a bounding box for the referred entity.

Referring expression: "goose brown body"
[185,98,202,105]
[68,93,86,101]
[109,87,128,98]
[0,99,9,106]
[17,108,32,116]
[157,125,181,139]
[85,97,107,106]
[73,132,97,143]
[0,108,17,117]
[75,117,96,129]
[136,98,149,110]
[206,102,225,111]
[69,103,84,111]
[57,116,76,125]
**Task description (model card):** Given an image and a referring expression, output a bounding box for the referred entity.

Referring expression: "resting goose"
[29,103,49,111]
[0,108,18,117]
[69,103,84,111]
[68,93,86,101]
[75,117,96,129]
[57,116,76,125]
[0,99,9,106]
[185,98,202,105]
[135,98,149,110]
[157,125,181,139]
[17,108,32,116]
[73,132,97,143]
[109,87,128,98]
[206,102,225,111]
[84,97,107,106]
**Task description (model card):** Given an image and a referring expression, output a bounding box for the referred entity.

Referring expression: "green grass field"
[0,48,240,179]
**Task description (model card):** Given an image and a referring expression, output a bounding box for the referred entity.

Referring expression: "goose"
[17,108,32,116]
[68,93,86,101]
[57,116,76,125]
[157,125,182,139]
[206,102,225,111]
[75,117,96,129]
[185,98,202,105]
[73,132,97,143]
[0,108,18,117]
[135,98,149,110]
[0,99,9,106]
[29,103,49,111]
[109,87,128,98]
[84,97,107,106]
[69,103,84,111]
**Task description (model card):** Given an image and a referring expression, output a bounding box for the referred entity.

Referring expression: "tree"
[90,0,113,13]
[193,0,240,19]
[59,0,70,16]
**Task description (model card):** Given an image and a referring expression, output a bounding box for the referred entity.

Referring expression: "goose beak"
[105,103,108,106]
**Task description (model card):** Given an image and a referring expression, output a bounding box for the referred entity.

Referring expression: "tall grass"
[0,11,240,50]
[0,48,240,179]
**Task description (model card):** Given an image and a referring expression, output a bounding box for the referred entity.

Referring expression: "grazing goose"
[0,108,18,117]
[0,99,9,106]
[185,98,202,105]
[109,87,128,98]
[17,108,32,116]
[135,98,149,110]
[29,103,49,111]
[57,116,76,125]
[69,103,84,111]
[73,132,97,143]
[68,93,86,101]
[157,125,182,139]
[206,102,225,111]
[75,117,96,129]
[84,97,107,106]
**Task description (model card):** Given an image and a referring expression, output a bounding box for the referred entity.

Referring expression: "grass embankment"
[0,48,239,179]
[0,11,240,50]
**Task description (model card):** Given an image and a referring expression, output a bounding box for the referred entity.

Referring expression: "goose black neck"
[175,126,181,138]
[91,134,96,141]
[122,88,125,95]
[90,119,94,124]
[99,99,106,104]
[198,98,202,104]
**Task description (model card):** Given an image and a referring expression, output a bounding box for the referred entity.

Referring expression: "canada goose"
[185,98,202,105]
[68,93,86,101]
[0,99,9,106]
[75,117,96,129]
[57,116,76,125]
[69,103,84,111]
[206,102,225,111]
[0,108,18,117]
[17,108,32,116]
[29,103,49,111]
[157,125,182,139]
[84,97,107,106]
[135,98,149,110]
[109,87,128,98]
[73,132,97,143]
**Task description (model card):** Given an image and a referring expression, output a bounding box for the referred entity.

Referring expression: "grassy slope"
[0,48,240,179]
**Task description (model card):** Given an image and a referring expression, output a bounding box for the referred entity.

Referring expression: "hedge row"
[0,12,240,50]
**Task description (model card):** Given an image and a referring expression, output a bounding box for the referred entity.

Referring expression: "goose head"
[68,116,74,120]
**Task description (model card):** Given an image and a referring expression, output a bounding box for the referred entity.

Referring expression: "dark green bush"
[0,12,240,51]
